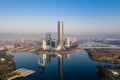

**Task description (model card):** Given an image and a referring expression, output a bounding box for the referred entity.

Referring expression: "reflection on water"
[58,54,63,80]
[38,52,70,80]
[14,49,105,80]
[38,53,46,67]
[38,52,46,74]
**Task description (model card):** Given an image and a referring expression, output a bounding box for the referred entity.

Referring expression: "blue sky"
[0,0,120,35]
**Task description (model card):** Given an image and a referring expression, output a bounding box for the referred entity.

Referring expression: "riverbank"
[0,51,16,80]
[86,48,120,64]
[9,46,76,55]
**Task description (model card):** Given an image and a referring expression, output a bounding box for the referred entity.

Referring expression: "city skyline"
[0,0,120,34]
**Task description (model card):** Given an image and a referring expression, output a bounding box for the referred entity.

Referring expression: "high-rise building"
[55,21,64,51]
[42,40,49,50]
[46,33,51,45]
[58,21,64,46]
[51,39,56,48]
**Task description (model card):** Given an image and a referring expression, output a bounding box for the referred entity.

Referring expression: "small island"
[86,48,120,64]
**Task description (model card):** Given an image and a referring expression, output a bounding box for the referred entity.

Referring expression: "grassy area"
[86,48,120,64]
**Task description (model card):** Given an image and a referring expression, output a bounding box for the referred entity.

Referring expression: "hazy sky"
[0,0,120,35]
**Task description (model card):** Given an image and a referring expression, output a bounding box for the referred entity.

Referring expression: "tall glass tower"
[58,21,64,46]
[46,33,51,45]
[55,21,64,51]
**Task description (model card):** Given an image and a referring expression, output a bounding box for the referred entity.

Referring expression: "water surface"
[13,49,107,80]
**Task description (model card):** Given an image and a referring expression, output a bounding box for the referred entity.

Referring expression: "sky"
[0,0,120,35]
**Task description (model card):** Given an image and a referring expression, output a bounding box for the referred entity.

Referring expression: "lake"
[13,49,108,80]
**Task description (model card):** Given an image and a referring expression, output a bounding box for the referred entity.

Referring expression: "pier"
[7,68,35,80]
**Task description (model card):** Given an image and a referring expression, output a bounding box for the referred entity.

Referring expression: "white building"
[65,37,70,48]
[42,40,49,50]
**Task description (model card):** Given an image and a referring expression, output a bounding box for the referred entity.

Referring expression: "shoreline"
[8,47,120,64]
[85,48,120,64]
[8,47,76,55]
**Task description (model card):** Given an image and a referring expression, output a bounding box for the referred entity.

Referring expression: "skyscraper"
[55,21,64,51]
[46,33,51,45]
[58,21,64,46]
[51,38,56,48]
